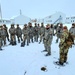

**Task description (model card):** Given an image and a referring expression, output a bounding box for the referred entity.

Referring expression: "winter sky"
[0,0,75,19]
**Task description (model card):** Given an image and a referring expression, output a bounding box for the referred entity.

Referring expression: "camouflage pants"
[34,34,38,42]
[2,35,6,45]
[23,35,29,45]
[16,34,22,43]
[10,34,16,42]
[29,34,33,43]
[0,38,2,48]
[50,35,53,44]
[6,33,9,41]
[56,33,61,43]
[38,32,40,38]
[44,39,51,54]
[39,34,44,43]
[59,45,69,63]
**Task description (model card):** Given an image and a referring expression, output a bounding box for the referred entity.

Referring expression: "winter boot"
[7,38,9,41]
[18,39,20,43]
[27,41,29,46]
[32,39,34,43]
[0,47,2,50]
[45,53,51,56]
[59,61,64,66]
[39,40,41,44]
[21,41,25,47]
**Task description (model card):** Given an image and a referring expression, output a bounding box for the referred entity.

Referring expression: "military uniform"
[37,24,41,38]
[0,26,3,50]
[15,24,22,43]
[39,23,45,43]
[9,24,16,45]
[59,26,70,65]
[1,26,6,46]
[28,23,34,43]
[22,24,29,46]
[33,23,38,42]
[0,35,2,50]
[3,24,9,41]
[56,23,63,43]
[69,23,75,44]
[49,24,54,44]
[43,25,52,56]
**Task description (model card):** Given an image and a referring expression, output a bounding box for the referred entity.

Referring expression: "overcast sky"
[0,0,75,19]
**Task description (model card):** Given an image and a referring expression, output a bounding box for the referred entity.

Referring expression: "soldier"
[39,23,45,43]
[54,23,59,30]
[1,25,6,46]
[37,23,41,38]
[49,24,54,43]
[3,24,9,41]
[57,26,71,65]
[43,24,52,56]
[0,26,3,50]
[28,22,34,43]
[69,23,75,44]
[9,24,16,45]
[15,24,23,43]
[33,23,38,42]
[21,24,29,46]
[56,23,63,43]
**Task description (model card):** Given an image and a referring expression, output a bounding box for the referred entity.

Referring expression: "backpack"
[65,32,74,47]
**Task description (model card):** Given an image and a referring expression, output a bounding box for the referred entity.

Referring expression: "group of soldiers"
[0,22,75,66]
[0,22,47,48]
[0,23,38,47]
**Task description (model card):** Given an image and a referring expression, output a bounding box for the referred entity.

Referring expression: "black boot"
[39,40,41,44]
[14,41,17,45]
[54,61,64,66]
[21,41,25,47]
[12,41,17,45]
[8,38,9,41]
[9,41,12,45]
[18,39,20,43]
[59,61,64,66]
[32,39,34,43]
[45,53,51,56]
[0,47,3,50]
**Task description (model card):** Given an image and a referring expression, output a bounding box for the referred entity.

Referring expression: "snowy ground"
[0,24,75,75]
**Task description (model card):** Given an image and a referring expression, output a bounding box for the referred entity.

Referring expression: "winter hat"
[46,24,50,28]
[63,26,67,29]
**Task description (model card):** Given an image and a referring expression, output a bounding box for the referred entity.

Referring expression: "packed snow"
[0,24,75,75]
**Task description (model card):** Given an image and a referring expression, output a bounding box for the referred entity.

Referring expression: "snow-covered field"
[0,24,75,75]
